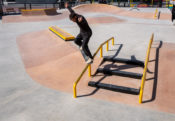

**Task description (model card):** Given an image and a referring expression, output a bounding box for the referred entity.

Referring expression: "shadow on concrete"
[99,44,123,66]
[44,9,61,16]
[77,43,143,98]
[102,60,142,72]
[45,12,62,16]
[77,76,107,98]
[142,40,163,103]
[3,13,21,16]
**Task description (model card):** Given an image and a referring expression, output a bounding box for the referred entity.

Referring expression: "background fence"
[0,0,172,15]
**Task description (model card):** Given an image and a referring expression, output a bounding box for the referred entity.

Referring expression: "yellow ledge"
[49,26,75,41]
[21,8,56,12]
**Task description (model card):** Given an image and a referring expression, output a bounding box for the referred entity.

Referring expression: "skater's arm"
[65,2,75,14]
[67,6,75,14]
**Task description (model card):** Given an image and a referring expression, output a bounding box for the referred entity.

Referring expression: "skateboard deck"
[80,49,89,62]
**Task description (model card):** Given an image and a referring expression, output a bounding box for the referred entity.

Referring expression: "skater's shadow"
[101,55,144,73]
[142,40,163,103]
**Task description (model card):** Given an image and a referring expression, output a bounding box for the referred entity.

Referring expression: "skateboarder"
[65,2,93,64]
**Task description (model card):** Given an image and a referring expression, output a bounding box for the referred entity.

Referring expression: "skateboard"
[80,49,89,62]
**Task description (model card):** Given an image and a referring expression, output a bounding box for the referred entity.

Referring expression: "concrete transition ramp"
[16,30,102,93]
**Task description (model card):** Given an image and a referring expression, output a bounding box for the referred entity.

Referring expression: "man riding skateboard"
[65,2,93,64]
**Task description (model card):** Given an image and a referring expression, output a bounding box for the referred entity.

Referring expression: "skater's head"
[69,13,77,22]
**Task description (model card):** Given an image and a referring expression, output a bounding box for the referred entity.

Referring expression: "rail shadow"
[142,40,163,103]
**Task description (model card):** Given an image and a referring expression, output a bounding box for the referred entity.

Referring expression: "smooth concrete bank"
[0,6,175,121]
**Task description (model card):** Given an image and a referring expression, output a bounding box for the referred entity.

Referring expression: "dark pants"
[172,5,175,22]
[74,32,93,59]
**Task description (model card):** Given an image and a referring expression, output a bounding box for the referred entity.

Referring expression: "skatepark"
[0,2,175,121]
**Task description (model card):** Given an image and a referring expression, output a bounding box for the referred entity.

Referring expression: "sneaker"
[173,20,175,25]
[86,58,93,64]
[79,46,83,50]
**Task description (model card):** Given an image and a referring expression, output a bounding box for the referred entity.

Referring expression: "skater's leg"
[74,33,83,47]
[82,35,93,59]
[172,5,175,22]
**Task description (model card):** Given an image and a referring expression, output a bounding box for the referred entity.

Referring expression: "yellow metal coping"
[49,26,75,41]
[139,33,154,104]
[73,37,114,98]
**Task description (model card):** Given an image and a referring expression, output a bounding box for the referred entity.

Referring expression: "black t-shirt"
[68,6,92,34]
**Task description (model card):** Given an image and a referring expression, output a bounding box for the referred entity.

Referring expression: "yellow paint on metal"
[73,64,89,98]
[106,42,109,51]
[21,8,55,12]
[139,33,154,103]
[49,26,75,41]
[73,83,77,98]
[100,47,103,58]
[154,8,158,19]
[88,64,91,77]
[112,38,114,45]
[73,37,114,98]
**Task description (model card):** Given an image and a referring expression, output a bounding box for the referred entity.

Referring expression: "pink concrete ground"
[2,4,171,23]
[16,30,175,114]
[74,4,171,20]
[17,30,102,93]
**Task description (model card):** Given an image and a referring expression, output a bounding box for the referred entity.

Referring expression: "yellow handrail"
[73,37,114,98]
[139,33,154,104]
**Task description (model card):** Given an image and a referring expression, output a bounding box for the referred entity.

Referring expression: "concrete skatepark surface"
[1,3,175,121]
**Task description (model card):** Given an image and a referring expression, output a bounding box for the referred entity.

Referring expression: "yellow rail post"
[100,46,103,58]
[106,41,109,51]
[73,83,77,98]
[73,64,89,98]
[112,38,114,45]
[139,34,154,104]
[154,8,158,19]
[88,64,91,77]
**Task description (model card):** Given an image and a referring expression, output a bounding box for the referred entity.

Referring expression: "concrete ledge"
[49,26,75,41]
[21,8,58,16]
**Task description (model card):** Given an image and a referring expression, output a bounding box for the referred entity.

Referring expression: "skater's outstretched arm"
[65,2,75,14]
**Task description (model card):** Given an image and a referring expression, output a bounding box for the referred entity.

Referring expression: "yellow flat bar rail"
[73,37,114,98]
[139,33,154,104]
[49,26,75,41]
